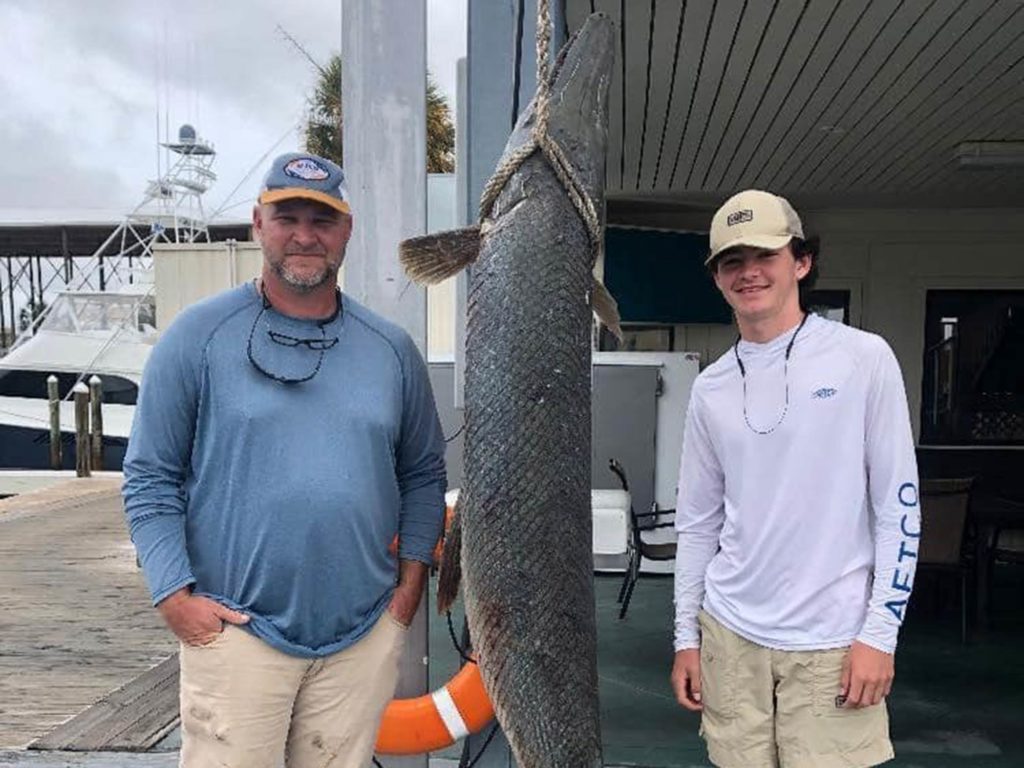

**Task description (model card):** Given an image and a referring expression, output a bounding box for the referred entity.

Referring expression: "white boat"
[0,289,156,470]
[0,124,219,472]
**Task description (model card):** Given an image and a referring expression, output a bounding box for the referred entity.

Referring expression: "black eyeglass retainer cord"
[246,285,343,385]
[732,312,809,435]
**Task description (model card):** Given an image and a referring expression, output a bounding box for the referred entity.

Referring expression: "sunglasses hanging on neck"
[733,313,809,435]
[246,284,342,384]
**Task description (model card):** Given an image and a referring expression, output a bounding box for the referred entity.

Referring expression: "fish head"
[398,12,621,343]
[507,13,615,206]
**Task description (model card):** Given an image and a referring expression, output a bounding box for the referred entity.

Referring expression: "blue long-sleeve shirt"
[122,283,446,658]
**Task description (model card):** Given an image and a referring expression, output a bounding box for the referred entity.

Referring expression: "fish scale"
[461,147,601,767]
[398,14,615,767]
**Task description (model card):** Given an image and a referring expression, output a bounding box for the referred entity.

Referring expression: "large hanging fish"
[400,13,617,768]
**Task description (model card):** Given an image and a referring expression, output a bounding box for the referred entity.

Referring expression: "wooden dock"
[0,479,177,750]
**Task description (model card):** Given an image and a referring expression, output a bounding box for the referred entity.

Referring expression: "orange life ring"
[377,498,492,755]
[375,659,494,755]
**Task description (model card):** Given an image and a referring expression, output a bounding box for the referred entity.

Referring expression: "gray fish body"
[460,15,614,768]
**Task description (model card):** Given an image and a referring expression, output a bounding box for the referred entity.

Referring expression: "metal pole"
[551,0,567,50]
[0,261,6,350]
[73,382,90,477]
[5,258,15,341]
[48,375,61,470]
[35,256,44,312]
[89,375,104,471]
[28,256,36,324]
[61,227,72,283]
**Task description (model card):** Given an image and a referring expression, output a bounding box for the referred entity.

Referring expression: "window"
[920,290,1024,445]
[597,324,675,352]
[603,227,732,325]
[805,289,851,325]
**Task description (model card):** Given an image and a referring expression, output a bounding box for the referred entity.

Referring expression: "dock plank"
[29,656,179,752]
[0,479,178,749]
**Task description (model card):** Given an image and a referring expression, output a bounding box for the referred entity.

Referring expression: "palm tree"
[425,77,456,174]
[304,54,455,174]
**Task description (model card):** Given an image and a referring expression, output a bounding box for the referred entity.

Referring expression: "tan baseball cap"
[706,189,803,265]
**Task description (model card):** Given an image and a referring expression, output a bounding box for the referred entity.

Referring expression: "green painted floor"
[429,565,1024,767]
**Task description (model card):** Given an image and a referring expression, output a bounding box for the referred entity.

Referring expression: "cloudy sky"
[0,0,466,224]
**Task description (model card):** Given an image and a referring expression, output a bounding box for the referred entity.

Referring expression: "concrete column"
[454,56,469,410]
[341,3,428,768]
[342,0,428,355]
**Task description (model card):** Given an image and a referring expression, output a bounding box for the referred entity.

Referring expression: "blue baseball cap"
[258,152,351,215]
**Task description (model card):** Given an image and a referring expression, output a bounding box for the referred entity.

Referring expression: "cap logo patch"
[283,158,330,181]
[727,209,753,226]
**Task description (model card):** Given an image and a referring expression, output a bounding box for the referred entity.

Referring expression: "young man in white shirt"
[670,190,921,768]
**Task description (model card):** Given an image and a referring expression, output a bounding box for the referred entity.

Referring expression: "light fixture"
[955,141,1024,168]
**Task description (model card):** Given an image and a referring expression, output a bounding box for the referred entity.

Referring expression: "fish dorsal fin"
[399,226,481,285]
[592,277,622,341]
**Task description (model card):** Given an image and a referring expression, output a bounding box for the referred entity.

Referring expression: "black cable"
[447,610,476,664]
[372,612,485,767]
[444,421,465,443]
[461,722,501,768]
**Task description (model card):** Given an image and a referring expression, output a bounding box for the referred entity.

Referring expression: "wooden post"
[73,382,90,478]
[47,374,61,470]
[89,375,103,471]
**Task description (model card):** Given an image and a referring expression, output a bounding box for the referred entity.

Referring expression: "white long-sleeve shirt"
[673,313,920,653]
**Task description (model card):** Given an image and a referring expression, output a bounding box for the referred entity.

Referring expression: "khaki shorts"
[698,610,894,768]
[178,610,407,768]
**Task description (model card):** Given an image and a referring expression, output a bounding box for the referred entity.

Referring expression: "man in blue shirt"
[123,152,447,768]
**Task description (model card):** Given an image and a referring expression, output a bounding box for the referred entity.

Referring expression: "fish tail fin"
[400,226,481,285]
[436,501,463,614]
[592,277,623,341]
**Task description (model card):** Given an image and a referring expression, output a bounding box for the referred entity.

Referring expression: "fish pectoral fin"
[592,277,623,341]
[436,502,463,614]
[399,226,481,285]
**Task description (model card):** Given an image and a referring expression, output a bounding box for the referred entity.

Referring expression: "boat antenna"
[208,121,301,221]
[275,24,329,77]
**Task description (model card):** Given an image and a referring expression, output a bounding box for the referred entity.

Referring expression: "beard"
[270,252,342,293]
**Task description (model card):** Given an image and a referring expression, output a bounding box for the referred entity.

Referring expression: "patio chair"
[993,528,1024,564]
[991,526,1024,610]
[917,477,975,644]
[608,458,676,620]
